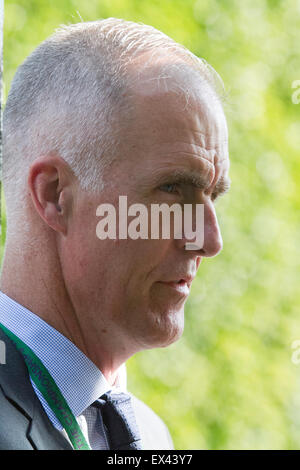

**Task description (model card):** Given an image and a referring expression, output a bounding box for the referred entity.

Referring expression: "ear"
[28,155,73,235]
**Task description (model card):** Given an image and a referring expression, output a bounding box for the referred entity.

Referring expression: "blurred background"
[2,0,300,449]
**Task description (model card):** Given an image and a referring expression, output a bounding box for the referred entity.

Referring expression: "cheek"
[65,201,174,292]
[60,208,105,282]
[60,234,96,285]
[125,238,171,275]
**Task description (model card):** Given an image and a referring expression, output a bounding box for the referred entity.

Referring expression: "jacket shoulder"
[129,393,174,450]
[0,380,34,449]
[0,328,72,450]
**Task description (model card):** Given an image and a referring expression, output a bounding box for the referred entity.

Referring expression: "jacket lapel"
[28,394,73,450]
[0,328,72,450]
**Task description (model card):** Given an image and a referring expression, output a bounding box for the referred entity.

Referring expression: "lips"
[157,261,200,295]
[158,276,194,296]
[166,276,194,288]
[159,280,189,295]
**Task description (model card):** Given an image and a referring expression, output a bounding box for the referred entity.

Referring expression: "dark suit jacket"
[0,328,72,450]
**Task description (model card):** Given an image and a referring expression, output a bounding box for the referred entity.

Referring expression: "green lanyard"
[0,322,91,450]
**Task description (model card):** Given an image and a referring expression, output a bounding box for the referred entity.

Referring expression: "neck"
[0,235,123,387]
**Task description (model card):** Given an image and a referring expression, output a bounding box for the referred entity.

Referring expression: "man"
[0,18,230,450]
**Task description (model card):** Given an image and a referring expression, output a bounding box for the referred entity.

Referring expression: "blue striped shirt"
[0,291,127,449]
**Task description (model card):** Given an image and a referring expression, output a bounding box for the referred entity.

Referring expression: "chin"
[143,305,185,349]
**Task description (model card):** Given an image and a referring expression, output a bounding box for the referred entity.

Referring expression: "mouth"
[158,279,191,296]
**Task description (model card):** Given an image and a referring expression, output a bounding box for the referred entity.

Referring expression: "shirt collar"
[0,291,127,422]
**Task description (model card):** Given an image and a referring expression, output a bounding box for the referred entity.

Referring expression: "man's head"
[2,19,230,368]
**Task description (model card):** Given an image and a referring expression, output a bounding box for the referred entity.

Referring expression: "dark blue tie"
[95,391,142,450]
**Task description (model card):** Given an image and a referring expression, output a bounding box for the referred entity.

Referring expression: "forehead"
[116,64,229,186]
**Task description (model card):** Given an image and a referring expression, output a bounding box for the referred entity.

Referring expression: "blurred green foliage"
[2,0,300,449]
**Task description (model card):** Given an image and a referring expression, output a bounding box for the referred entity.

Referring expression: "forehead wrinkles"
[151,135,228,164]
[117,67,229,187]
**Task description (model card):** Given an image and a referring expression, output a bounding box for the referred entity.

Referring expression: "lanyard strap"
[0,322,91,450]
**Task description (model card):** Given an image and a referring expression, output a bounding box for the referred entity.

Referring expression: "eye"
[159,183,179,194]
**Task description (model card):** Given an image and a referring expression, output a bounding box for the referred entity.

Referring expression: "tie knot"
[94,391,142,450]
[101,391,132,406]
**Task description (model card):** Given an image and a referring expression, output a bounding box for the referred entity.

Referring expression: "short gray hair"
[3,17,225,220]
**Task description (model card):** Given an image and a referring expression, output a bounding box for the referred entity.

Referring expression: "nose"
[201,202,223,257]
[180,201,223,257]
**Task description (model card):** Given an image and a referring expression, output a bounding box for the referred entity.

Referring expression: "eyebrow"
[156,169,231,198]
[211,176,231,199]
[156,169,210,190]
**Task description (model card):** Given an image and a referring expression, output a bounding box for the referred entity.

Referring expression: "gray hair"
[3,17,225,226]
